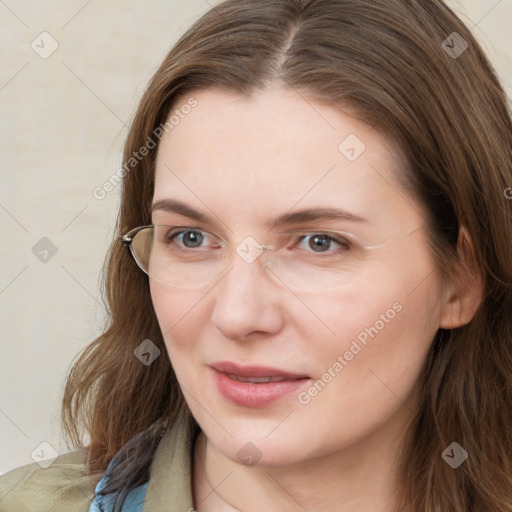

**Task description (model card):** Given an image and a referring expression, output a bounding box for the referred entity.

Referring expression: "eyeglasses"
[122,224,422,292]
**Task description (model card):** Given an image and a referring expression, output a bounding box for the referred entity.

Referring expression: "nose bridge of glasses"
[233,235,276,268]
[257,244,275,268]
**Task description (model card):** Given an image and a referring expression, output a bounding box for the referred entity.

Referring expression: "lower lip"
[212,368,310,408]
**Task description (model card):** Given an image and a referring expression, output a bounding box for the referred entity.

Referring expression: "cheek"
[289,281,442,447]
[150,282,205,360]
[301,245,445,381]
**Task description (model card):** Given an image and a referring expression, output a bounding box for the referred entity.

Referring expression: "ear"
[439,226,484,329]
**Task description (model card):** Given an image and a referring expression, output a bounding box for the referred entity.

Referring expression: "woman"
[1,0,511,511]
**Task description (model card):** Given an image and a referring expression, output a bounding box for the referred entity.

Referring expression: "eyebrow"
[151,199,367,229]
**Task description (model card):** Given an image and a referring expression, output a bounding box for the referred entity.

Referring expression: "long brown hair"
[61,1,512,510]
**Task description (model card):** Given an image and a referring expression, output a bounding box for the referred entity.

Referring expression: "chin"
[204,422,319,468]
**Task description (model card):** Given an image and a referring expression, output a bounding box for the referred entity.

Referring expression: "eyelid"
[165,227,224,247]
[282,229,362,245]
[283,228,358,236]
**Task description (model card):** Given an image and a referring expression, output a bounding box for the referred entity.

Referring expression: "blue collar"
[89,459,149,511]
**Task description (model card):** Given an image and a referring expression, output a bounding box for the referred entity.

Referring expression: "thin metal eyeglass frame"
[122,225,154,275]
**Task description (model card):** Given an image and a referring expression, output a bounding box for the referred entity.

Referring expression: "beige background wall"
[0,0,511,475]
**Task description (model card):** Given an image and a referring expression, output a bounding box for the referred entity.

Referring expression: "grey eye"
[175,230,205,248]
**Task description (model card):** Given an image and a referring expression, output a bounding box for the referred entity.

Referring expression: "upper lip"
[211,361,309,379]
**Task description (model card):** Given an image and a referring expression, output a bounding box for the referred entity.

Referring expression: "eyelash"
[164,228,352,257]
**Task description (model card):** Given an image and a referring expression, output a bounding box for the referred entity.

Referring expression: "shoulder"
[0,448,102,512]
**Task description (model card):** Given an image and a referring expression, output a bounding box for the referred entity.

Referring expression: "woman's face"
[150,85,451,466]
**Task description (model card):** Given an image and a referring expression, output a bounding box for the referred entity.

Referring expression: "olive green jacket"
[0,424,194,511]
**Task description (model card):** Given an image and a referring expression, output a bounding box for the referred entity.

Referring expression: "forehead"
[153,85,419,232]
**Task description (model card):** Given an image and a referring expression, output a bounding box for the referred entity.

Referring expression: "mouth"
[225,374,292,383]
[210,361,311,407]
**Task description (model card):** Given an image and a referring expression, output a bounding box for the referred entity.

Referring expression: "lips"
[211,361,309,381]
[227,375,289,383]
[210,361,310,407]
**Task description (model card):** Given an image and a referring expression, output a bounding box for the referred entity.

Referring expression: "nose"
[210,248,285,341]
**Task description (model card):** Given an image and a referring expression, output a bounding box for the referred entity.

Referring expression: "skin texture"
[150,84,480,512]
